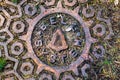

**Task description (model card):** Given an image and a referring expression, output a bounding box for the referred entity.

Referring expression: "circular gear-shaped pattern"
[64,0,77,6]
[93,24,106,37]
[92,45,105,59]
[20,62,34,76]
[12,21,25,34]
[82,6,95,18]
[24,3,37,16]
[0,0,115,80]
[11,41,24,56]
[39,73,52,80]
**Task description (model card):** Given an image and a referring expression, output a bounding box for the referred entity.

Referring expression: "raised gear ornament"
[0,0,114,80]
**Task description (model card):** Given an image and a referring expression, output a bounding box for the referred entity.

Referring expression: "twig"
[114,61,120,64]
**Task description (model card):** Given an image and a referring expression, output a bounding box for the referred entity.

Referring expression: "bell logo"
[47,29,68,51]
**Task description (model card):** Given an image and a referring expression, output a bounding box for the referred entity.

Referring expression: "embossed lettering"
[50,54,57,63]
[35,40,43,47]
[50,16,57,25]
[69,50,78,58]
[74,39,82,46]
[40,24,47,31]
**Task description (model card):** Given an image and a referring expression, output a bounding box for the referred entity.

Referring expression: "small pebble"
[65,27,72,31]
[76,32,81,37]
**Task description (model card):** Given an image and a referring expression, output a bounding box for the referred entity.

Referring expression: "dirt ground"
[88,0,120,80]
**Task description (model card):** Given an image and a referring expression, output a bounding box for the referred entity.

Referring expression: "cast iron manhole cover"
[0,0,114,80]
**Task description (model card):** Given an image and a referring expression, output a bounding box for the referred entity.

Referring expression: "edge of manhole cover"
[0,0,114,80]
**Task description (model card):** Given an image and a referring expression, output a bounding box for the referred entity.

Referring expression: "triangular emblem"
[47,29,68,51]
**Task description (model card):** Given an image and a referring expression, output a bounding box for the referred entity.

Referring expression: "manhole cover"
[0,0,114,80]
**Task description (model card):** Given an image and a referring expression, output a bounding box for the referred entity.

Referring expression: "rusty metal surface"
[0,0,113,80]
